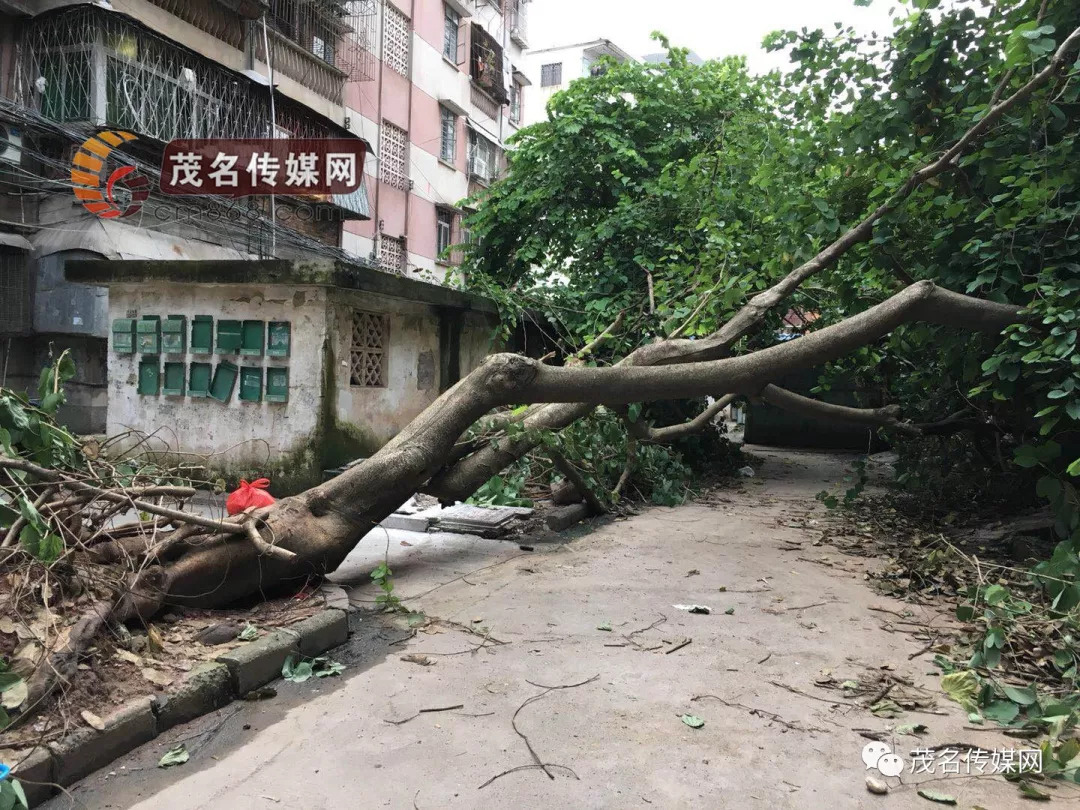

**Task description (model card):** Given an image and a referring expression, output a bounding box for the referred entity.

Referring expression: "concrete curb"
[13,586,354,807]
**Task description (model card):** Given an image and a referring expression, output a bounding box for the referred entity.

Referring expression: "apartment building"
[522,38,632,125]
[0,0,512,470]
[343,0,531,281]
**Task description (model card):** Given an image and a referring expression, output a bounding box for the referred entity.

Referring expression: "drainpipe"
[402,0,416,275]
[260,15,278,257]
[371,1,386,265]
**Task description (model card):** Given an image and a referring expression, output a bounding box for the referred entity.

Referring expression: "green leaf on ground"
[724,607,735,615]
[983,700,1020,724]
[941,670,980,712]
[1018,781,1050,801]
[237,624,259,642]
[312,658,345,678]
[680,714,705,729]
[916,788,957,804]
[596,621,612,631]
[157,744,189,768]
[895,723,928,736]
[1003,685,1037,706]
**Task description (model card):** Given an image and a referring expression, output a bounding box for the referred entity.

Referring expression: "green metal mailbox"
[162,315,187,354]
[163,362,185,396]
[191,316,213,354]
[239,366,263,402]
[189,362,212,397]
[137,359,159,395]
[216,320,242,354]
[112,318,136,354]
[137,316,161,355]
[241,320,265,356]
[265,367,289,403]
[267,322,291,357]
[210,361,238,402]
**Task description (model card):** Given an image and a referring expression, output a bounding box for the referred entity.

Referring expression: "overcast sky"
[528,0,902,73]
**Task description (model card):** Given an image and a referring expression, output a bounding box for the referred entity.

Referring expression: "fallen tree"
[2,16,1078,723]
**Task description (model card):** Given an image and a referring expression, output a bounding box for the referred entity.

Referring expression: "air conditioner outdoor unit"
[0,124,23,166]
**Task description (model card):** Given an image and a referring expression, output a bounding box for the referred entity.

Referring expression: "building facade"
[522,38,632,126]
[0,0,524,453]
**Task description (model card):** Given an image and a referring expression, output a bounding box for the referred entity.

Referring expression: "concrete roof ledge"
[64,258,499,317]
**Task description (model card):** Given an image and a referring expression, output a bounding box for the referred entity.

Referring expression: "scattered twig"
[784,601,836,611]
[691,694,827,734]
[506,675,599,781]
[665,638,692,655]
[384,704,466,725]
[757,652,773,665]
[478,764,580,790]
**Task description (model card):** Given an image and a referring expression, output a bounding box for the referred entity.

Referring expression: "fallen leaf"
[673,605,711,615]
[596,622,612,632]
[141,668,174,688]
[0,618,17,636]
[686,569,700,577]
[1017,781,1050,801]
[941,670,980,713]
[81,710,106,731]
[157,744,189,768]
[840,680,859,690]
[916,789,957,804]
[724,607,735,615]
[147,624,164,655]
[865,776,888,795]
[680,714,705,729]
[0,679,27,711]
[237,624,259,642]
[894,723,928,736]
[401,654,434,667]
[115,649,142,666]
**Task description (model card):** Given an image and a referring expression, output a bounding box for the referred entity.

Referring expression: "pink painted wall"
[409,196,438,260]
[410,87,441,159]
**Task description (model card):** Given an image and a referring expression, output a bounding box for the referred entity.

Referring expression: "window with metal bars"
[443,4,460,62]
[439,105,457,163]
[509,80,522,124]
[0,251,30,335]
[379,235,406,273]
[379,121,409,190]
[436,208,454,259]
[349,310,389,387]
[383,1,410,76]
[540,62,562,87]
[467,128,497,183]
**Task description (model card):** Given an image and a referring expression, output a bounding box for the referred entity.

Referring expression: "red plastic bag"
[226,478,276,515]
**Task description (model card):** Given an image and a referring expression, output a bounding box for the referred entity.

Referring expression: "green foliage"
[816,458,868,509]
[370,561,400,610]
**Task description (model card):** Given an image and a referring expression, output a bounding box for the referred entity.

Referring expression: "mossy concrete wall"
[102,279,495,494]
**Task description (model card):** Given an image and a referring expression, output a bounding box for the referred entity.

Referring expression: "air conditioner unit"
[0,124,23,166]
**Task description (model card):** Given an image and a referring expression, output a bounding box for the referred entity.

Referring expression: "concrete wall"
[101,280,495,490]
[104,282,330,488]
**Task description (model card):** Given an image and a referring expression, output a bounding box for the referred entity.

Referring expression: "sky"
[528,0,901,73]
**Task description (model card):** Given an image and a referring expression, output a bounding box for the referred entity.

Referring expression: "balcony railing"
[255,29,348,105]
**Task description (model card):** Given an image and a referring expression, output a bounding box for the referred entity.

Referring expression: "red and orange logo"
[70,131,150,218]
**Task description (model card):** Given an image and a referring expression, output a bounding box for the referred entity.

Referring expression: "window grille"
[540,62,562,87]
[509,81,521,124]
[439,106,456,162]
[443,4,460,61]
[467,129,497,183]
[383,1,410,76]
[0,251,30,335]
[349,310,389,387]
[379,234,405,273]
[436,208,454,257]
[379,122,408,190]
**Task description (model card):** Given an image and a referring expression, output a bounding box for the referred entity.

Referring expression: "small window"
[436,208,454,258]
[467,129,498,183]
[443,4,460,62]
[383,2,411,76]
[350,310,389,387]
[439,105,457,163]
[509,81,522,124]
[540,62,562,87]
[380,121,409,190]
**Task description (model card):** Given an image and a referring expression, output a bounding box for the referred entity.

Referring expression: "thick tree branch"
[758,385,919,434]
[547,450,607,514]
